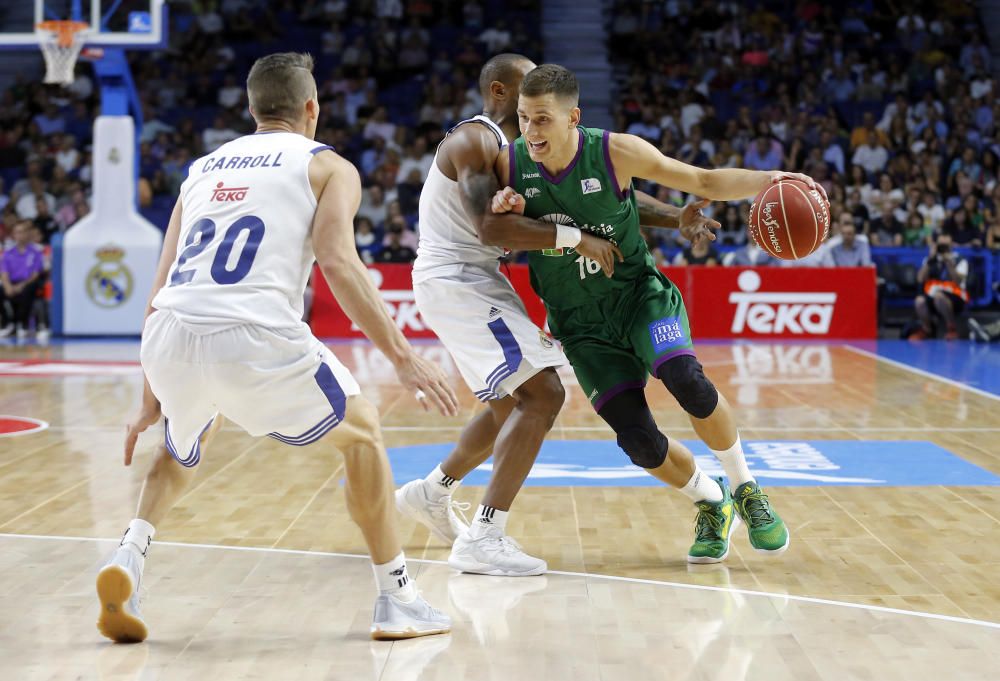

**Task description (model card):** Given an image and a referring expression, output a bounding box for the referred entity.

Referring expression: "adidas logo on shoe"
[488,307,502,319]
[390,566,406,576]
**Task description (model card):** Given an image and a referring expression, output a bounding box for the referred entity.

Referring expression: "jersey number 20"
[169,216,265,286]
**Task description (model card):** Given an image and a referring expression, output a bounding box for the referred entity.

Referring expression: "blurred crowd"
[609,0,1000,270]
[0,0,541,267]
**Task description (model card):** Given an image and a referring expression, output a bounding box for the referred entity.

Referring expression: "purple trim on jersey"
[314,362,348,422]
[269,412,339,445]
[593,380,646,413]
[487,317,523,376]
[602,130,629,201]
[537,129,585,184]
[508,144,516,188]
[652,349,697,374]
[311,144,335,155]
[164,417,213,468]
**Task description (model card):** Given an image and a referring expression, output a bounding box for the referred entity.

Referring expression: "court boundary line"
[3,532,998,631]
[37,425,1000,433]
[842,345,1000,403]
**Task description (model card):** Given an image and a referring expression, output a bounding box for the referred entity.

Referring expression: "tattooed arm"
[438,125,561,249]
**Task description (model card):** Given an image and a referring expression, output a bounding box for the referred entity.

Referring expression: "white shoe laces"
[427,496,471,525]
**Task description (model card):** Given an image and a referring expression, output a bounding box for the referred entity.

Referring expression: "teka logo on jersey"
[730,270,836,334]
[211,182,248,202]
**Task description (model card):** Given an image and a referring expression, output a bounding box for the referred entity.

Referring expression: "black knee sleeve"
[616,423,669,469]
[657,355,719,419]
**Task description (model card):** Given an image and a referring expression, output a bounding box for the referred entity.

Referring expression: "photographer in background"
[912,233,969,340]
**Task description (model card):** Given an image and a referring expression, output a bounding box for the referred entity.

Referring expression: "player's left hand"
[492,187,526,215]
[769,171,829,203]
[124,400,161,466]
[678,198,720,247]
[395,353,460,417]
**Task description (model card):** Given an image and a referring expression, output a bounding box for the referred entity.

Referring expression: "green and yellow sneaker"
[687,478,740,564]
[733,481,790,556]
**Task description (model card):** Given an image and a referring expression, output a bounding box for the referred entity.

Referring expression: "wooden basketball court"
[1,339,998,680]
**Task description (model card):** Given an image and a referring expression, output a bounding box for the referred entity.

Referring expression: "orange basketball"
[747,179,830,260]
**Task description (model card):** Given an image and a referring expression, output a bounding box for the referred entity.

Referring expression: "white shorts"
[414,263,564,402]
[141,310,361,467]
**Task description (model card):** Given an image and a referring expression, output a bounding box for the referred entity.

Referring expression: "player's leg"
[635,277,788,556]
[316,394,450,639]
[914,294,933,337]
[932,291,959,339]
[448,367,562,577]
[396,398,515,543]
[402,273,564,565]
[97,311,220,643]
[572,335,736,564]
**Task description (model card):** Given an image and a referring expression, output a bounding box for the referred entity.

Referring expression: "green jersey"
[509,126,651,312]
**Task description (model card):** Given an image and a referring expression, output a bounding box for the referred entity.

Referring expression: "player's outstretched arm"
[311,152,458,417]
[609,133,825,202]
[635,191,720,246]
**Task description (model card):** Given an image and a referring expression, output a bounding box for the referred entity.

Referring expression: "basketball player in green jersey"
[488,64,827,562]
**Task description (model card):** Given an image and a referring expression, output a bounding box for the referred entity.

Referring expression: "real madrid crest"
[86,245,134,308]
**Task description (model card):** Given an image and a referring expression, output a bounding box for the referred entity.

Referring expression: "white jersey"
[412,115,507,283]
[153,131,331,329]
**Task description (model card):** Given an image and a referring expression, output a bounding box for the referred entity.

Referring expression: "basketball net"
[36,20,91,85]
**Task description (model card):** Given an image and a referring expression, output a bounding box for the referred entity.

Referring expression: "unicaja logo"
[730,270,836,334]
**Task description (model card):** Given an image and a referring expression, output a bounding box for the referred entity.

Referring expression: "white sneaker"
[0,324,12,338]
[448,525,547,576]
[370,592,452,640]
[395,479,470,543]
[96,545,148,643]
[36,327,50,343]
[15,326,28,340]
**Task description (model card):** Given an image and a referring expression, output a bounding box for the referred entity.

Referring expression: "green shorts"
[547,270,695,411]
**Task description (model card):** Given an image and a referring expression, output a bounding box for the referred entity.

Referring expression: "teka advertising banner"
[683,267,877,339]
[310,263,549,338]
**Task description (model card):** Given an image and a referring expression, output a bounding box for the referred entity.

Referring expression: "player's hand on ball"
[679,198,720,247]
[576,233,624,278]
[769,171,829,203]
[124,401,161,466]
[395,354,459,417]
[492,186,526,215]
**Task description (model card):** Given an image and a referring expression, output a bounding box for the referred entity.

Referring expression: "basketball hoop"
[36,20,91,85]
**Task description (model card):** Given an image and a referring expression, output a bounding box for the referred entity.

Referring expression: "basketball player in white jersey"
[395,54,622,576]
[397,56,720,576]
[96,53,457,643]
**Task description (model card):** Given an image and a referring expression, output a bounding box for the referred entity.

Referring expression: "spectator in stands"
[32,197,57,244]
[918,191,946,233]
[828,219,873,267]
[382,215,418,253]
[944,208,983,247]
[902,212,933,247]
[743,134,782,170]
[379,227,417,264]
[913,234,968,340]
[0,220,45,339]
[851,130,890,176]
[724,241,778,267]
[363,106,397,145]
[355,216,381,264]
[14,179,56,220]
[202,115,241,153]
[674,238,720,266]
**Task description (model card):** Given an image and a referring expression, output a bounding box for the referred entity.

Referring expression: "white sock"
[711,435,755,487]
[121,518,155,557]
[423,463,460,501]
[372,552,417,602]
[469,504,508,537]
[679,468,723,503]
